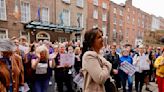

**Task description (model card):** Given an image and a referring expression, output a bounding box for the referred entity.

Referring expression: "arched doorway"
[36,31,50,41]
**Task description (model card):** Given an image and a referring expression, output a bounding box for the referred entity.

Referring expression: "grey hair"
[0,39,16,51]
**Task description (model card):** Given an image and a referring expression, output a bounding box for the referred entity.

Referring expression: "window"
[142,21,144,28]
[119,30,123,41]
[113,8,117,14]
[120,19,123,26]
[93,24,98,28]
[102,13,107,21]
[93,10,98,19]
[36,32,50,41]
[138,19,140,26]
[102,2,107,9]
[126,28,129,37]
[132,18,135,25]
[63,9,70,26]
[77,13,83,27]
[93,0,98,6]
[20,31,30,42]
[0,28,8,39]
[113,15,117,24]
[137,31,140,37]
[0,0,6,20]
[127,16,130,23]
[142,15,145,19]
[127,7,130,12]
[113,29,117,40]
[76,0,84,8]
[58,37,67,43]
[42,7,49,23]
[62,0,70,4]
[102,25,106,37]
[21,2,30,23]
[120,9,123,16]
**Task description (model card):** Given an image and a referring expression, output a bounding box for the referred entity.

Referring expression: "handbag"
[104,77,118,92]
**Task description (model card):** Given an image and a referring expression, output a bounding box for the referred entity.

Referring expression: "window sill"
[0,19,8,22]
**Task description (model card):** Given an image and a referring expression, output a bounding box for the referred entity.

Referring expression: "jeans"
[119,70,133,92]
[128,75,133,92]
[33,77,50,92]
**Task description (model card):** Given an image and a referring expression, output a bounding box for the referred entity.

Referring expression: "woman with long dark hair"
[81,27,112,92]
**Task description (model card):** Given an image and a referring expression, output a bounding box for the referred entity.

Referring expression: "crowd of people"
[0,28,163,92]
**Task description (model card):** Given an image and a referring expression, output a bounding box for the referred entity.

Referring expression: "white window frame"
[127,7,130,12]
[77,13,83,28]
[102,13,107,21]
[113,15,117,24]
[127,16,130,23]
[93,10,98,19]
[21,1,31,23]
[120,9,123,16]
[76,0,84,8]
[0,0,7,20]
[119,19,123,26]
[142,21,144,28]
[93,24,98,28]
[102,2,107,9]
[132,18,135,25]
[112,29,117,40]
[36,31,50,41]
[41,7,49,23]
[63,9,70,26]
[62,0,70,4]
[114,8,117,14]
[102,25,106,37]
[93,0,98,6]
[0,28,8,39]
[138,19,140,26]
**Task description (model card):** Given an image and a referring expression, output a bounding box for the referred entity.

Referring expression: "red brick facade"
[109,0,152,46]
[0,0,87,43]
[86,0,110,45]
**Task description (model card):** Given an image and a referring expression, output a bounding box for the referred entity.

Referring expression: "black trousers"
[135,72,145,92]
[113,74,121,88]
[55,68,74,92]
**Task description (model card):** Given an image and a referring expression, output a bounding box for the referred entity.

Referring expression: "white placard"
[19,83,30,92]
[60,54,75,67]
[139,55,150,70]
[35,63,48,74]
[19,45,29,52]
[120,61,136,76]
[73,73,84,88]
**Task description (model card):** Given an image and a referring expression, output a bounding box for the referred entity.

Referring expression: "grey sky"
[110,0,164,18]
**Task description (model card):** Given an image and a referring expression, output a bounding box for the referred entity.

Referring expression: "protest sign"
[73,73,83,88]
[120,61,136,76]
[60,53,75,67]
[139,55,150,70]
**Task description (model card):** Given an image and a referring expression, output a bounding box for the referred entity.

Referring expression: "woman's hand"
[113,69,118,74]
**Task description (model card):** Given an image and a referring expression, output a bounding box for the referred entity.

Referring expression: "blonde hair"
[74,47,81,54]
[36,45,49,59]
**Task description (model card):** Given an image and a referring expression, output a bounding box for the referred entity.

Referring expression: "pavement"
[119,82,158,92]
[47,71,158,92]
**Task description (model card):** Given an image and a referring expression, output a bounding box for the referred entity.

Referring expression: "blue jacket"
[120,56,133,64]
